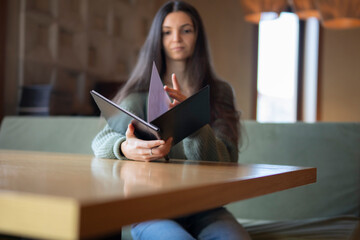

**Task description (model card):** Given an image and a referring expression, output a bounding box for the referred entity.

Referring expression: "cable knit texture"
[92,83,238,162]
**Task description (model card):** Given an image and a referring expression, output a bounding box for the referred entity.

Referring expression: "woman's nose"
[172,31,182,42]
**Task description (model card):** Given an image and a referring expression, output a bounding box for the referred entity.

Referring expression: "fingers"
[164,73,187,106]
[164,86,185,100]
[126,124,165,148]
[122,124,172,161]
[150,137,173,156]
[171,73,181,90]
[125,123,135,139]
[134,137,172,161]
[164,87,181,107]
[168,101,179,108]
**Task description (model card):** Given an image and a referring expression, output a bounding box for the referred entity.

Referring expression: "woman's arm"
[91,92,171,160]
[91,93,147,160]
[91,124,127,159]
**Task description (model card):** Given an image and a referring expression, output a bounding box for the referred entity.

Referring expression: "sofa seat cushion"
[239,215,359,240]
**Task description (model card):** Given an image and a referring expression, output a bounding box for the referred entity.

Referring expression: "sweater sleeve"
[91,93,148,159]
[91,124,127,159]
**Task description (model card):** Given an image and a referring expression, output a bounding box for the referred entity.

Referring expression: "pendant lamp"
[240,0,288,23]
[316,0,360,29]
[289,0,320,19]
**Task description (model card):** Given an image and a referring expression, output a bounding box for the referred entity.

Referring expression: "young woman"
[92,1,250,239]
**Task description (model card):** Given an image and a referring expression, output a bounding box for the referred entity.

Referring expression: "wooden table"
[0,150,316,240]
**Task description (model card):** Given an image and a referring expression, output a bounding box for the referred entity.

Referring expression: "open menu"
[91,62,210,146]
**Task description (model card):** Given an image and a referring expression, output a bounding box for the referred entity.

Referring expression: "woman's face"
[162,11,196,62]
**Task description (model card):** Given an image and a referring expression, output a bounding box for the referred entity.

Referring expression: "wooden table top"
[0,150,316,240]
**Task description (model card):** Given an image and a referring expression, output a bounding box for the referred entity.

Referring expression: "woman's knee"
[131,219,195,240]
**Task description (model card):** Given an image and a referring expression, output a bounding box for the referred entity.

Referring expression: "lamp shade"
[316,0,360,29]
[289,0,320,19]
[240,0,288,23]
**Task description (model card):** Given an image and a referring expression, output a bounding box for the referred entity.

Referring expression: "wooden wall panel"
[5,0,156,116]
[0,0,7,122]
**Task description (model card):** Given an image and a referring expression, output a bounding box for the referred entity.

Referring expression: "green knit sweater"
[92,83,238,162]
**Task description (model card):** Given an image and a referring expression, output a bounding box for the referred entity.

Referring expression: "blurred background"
[0,0,359,122]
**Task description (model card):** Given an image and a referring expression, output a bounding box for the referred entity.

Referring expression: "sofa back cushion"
[0,116,105,154]
[227,121,360,220]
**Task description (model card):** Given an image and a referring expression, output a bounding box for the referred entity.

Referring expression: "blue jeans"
[131,207,251,240]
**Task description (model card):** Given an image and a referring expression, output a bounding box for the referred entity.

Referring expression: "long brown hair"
[114,0,241,149]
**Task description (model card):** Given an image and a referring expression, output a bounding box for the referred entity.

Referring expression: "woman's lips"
[172,46,184,51]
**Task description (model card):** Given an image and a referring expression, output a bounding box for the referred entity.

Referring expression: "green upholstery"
[227,121,360,220]
[0,116,105,154]
[239,215,360,240]
[0,117,359,239]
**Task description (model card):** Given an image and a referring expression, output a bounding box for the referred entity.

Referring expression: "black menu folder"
[91,63,210,146]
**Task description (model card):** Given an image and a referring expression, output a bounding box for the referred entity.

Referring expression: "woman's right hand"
[164,73,187,108]
[121,123,172,161]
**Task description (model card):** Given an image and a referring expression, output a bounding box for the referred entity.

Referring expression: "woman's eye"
[183,29,193,34]
[163,31,171,35]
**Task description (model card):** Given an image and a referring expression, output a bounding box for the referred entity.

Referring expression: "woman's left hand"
[164,73,187,108]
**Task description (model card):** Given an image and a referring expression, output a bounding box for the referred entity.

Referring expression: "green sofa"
[0,116,359,240]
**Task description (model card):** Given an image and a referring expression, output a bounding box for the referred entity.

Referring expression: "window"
[302,18,320,122]
[256,13,320,123]
[256,12,299,122]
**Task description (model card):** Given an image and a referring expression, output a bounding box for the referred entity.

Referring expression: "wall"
[190,0,255,120]
[4,0,157,116]
[0,1,7,122]
[3,0,360,121]
[4,0,20,118]
[320,28,360,122]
